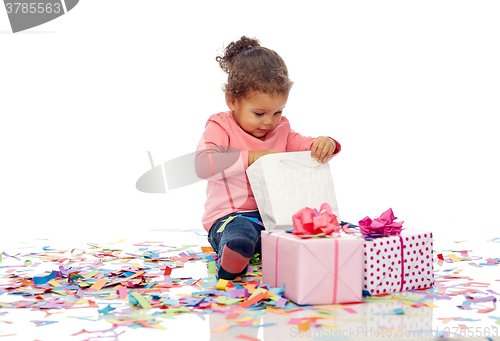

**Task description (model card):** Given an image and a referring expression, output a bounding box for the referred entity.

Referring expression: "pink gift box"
[362,229,434,295]
[261,231,363,305]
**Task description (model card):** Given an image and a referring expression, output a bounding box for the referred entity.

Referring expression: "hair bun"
[216,36,261,74]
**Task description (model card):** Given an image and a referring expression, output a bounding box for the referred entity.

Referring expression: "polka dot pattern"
[363,231,434,294]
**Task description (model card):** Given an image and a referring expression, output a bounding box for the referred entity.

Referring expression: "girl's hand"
[311,137,336,163]
[249,149,277,166]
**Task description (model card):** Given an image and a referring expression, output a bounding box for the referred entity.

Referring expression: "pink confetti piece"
[477,308,495,313]
[343,307,356,314]
[118,286,128,299]
[237,321,254,326]
[288,318,304,324]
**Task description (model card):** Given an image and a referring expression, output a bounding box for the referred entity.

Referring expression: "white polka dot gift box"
[350,208,434,295]
[362,230,434,295]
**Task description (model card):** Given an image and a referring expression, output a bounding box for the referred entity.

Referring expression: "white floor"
[0,230,499,341]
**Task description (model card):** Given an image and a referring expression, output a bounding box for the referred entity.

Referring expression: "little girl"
[196,36,341,280]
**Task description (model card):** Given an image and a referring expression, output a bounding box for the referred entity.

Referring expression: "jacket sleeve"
[285,119,342,160]
[195,120,249,181]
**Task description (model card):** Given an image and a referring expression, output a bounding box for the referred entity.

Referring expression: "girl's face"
[227,91,288,141]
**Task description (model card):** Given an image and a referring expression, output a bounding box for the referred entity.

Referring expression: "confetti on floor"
[0,233,499,340]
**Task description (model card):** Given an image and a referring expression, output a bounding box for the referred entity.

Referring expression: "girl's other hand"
[311,136,336,163]
[249,149,277,166]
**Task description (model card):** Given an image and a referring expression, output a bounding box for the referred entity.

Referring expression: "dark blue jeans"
[208,211,265,260]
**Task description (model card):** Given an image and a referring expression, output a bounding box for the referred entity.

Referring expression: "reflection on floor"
[0,230,498,340]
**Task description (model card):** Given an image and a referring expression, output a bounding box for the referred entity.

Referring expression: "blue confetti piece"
[98,304,116,314]
[251,323,276,328]
[162,299,180,306]
[33,271,56,285]
[30,320,59,327]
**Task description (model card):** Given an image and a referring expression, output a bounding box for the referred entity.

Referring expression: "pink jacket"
[196,110,341,232]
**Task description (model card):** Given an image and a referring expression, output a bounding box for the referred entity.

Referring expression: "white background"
[1,1,499,242]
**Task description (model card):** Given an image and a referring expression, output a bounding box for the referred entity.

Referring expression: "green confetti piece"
[365,296,392,302]
[216,296,242,305]
[208,262,216,274]
[341,318,372,322]
[249,288,267,300]
[84,270,99,279]
[317,310,339,315]
[391,296,421,301]
[130,292,152,309]
[67,316,93,318]
[269,295,281,302]
[24,260,32,266]
[157,307,190,315]
[217,216,237,233]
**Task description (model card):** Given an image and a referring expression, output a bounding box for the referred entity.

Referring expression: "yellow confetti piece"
[233,316,254,323]
[424,302,439,308]
[447,254,461,262]
[47,280,61,287]
[74,299,89,305]
[401,301,416,306]
[149,324,167,330]
[266,307,289,315]
[108,239,125,244]
[105,319,129,326]
[314,305,343,309]
[216,279,229,291]
[131,263,141,268]
[320,323,338,328]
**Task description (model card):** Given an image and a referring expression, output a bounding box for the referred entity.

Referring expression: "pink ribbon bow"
[358,208,403,236]
[292,203,340,235]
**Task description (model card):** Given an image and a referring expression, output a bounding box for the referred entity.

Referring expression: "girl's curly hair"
[216,36,293,101]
